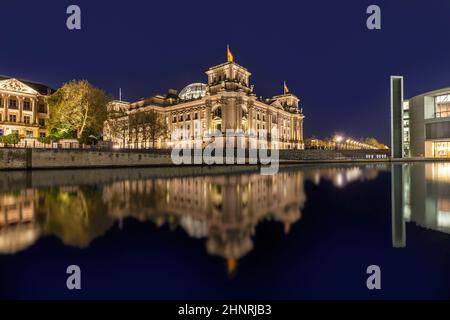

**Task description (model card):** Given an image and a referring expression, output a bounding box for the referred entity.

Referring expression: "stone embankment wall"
[0,148,391,170]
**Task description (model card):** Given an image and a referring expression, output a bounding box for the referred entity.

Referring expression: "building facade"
[402,87,450,157]
[391,75,450,158]
[105,60,305,149]
[0,76,52,139]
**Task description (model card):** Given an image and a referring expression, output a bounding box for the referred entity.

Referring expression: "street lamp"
[334,135,343,150]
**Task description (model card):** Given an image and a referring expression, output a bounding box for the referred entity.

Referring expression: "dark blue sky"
[2,0,450,144]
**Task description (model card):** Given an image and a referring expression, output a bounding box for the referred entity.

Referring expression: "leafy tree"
[41,186,114,248]
[47,80,111,141]
[0,133,20,145]
[146,111,168,148]
[38,136,53,144]
[129,110,167,148]
[363,137,388,149]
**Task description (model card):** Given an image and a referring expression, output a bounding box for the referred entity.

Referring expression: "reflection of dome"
[179,83,206,100]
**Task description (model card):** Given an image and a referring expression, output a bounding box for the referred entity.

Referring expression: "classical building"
[0,76,53,139]
[105,59,305,149]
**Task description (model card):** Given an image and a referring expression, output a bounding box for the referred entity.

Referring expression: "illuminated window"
[24,116,30,124]
[432,141,450,158]
[436,94,450,118]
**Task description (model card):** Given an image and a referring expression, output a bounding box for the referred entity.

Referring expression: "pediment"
[0,78,39,95]
[270,100,283,109]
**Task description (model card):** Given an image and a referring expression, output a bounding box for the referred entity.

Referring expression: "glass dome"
[179,83,207,100]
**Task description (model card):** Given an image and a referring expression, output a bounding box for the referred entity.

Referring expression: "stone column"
[221,99,228,134]
[32,98,37,124]
[223,98,232,133]
[237,102,242,131]
[205,105,211,133]
[4,94,9,121]
[268,112,272,142]
[298,118,302,144]
[248,107,252,131]
[0,94,6,121]
[18,97,23,123]
[190,110,194,139]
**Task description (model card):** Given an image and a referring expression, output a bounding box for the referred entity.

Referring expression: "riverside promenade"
[0,147,391,170]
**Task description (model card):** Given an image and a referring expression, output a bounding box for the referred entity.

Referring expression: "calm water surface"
[0,163,449,299]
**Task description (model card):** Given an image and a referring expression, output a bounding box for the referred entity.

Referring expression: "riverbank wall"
[0,147,392,170]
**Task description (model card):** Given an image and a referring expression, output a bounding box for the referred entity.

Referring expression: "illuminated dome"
[179,83,206,100]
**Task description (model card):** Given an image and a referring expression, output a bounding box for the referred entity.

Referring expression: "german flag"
[227,45,234,62]
[284,81,289,94]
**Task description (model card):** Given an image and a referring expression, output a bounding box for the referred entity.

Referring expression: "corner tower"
[205,61,252,95]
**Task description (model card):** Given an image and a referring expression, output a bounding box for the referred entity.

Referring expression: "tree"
[145,111,168,148]
[128,110,167,148]
[0,133,20,145]
[104,107,128,147]
[47,80,111,142]
[363,137,388,149]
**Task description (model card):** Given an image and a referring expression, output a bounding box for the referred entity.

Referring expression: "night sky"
[2,0,450,144]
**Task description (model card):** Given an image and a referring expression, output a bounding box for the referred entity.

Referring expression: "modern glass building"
[391,77,450,158]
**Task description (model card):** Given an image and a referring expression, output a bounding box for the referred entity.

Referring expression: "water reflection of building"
[102,171,306,273]
[392,163,450,248]
[0,165,386,274]
[0,186,114,253]
[0,189,41,254]
[304,165,384,188]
